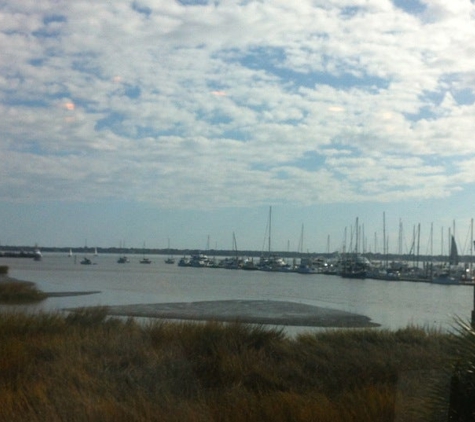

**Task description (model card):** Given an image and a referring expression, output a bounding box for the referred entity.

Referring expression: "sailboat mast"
[355,217,359,254]
[470,218,473,275]
[268,206,272,253]
[298,224,304,254]
[416,223,421,269]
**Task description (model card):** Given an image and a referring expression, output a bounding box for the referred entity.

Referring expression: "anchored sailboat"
[140,242,152,264]
[165,238,175,264]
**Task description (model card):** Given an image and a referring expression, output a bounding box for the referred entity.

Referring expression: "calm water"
[2,253,474,332]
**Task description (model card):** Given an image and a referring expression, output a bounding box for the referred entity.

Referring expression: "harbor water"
[1,253,474,332]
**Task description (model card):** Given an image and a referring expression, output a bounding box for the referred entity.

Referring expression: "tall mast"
[398,219,401,256]
[470,218,473,275]
[298,224,304,254]
[430,222,433,257]
[268,206,272,253]
[355,217,359,254]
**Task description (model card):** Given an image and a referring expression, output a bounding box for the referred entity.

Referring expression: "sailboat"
[117,240,129,263]
[139,242,152,264]
[33,245,42,261]
[68,248,73,257]
[220,232,242,269]
[340,217,369,279]
[432,235,461,284]
[258,206,289,271]
[165,238,175,264]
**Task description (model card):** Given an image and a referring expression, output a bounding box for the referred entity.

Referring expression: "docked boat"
[432,235,464,284]
[219,257,242,269]
[190,254,211,267]
[33,247,42,261]
[178,256,190,267]
[296,263,318,274]
[258,207,290,271]
[241,258,259,271]
[258,255,292,271]
[340,253,370,279]
[432,270,459,285]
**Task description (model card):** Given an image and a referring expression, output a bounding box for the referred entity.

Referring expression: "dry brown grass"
[0,309,461,421]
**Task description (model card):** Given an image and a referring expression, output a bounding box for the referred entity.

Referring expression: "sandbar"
[81,300,380,328]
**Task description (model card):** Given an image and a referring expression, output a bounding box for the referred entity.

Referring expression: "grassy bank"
[0,267,47,303]
[0,309,471,421]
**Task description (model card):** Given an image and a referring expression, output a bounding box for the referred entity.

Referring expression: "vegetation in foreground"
[0,266,47,303]
[1,309,474,421]
[0,281,47,303]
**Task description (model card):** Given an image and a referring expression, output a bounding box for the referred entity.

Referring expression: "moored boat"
[33,248,42,261]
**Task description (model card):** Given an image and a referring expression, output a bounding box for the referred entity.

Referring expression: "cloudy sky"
[1,0,475,254]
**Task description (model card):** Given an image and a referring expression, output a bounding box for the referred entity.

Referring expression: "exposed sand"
[81,300,380,328]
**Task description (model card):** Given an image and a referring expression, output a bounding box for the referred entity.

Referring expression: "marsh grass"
[0,309,462,421]
[0,266,47,303]
[0,280,47,303]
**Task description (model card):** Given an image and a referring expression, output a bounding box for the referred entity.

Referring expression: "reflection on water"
[2,253,474,332]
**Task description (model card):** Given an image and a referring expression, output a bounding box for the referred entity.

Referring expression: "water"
[2,253,474,332]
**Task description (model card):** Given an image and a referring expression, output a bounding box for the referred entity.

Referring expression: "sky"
[1,0,475,255]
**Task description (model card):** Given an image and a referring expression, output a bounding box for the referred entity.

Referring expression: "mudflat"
[86,300,380,328]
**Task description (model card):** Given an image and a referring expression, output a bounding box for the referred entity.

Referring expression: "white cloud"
[1,0,475,211]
